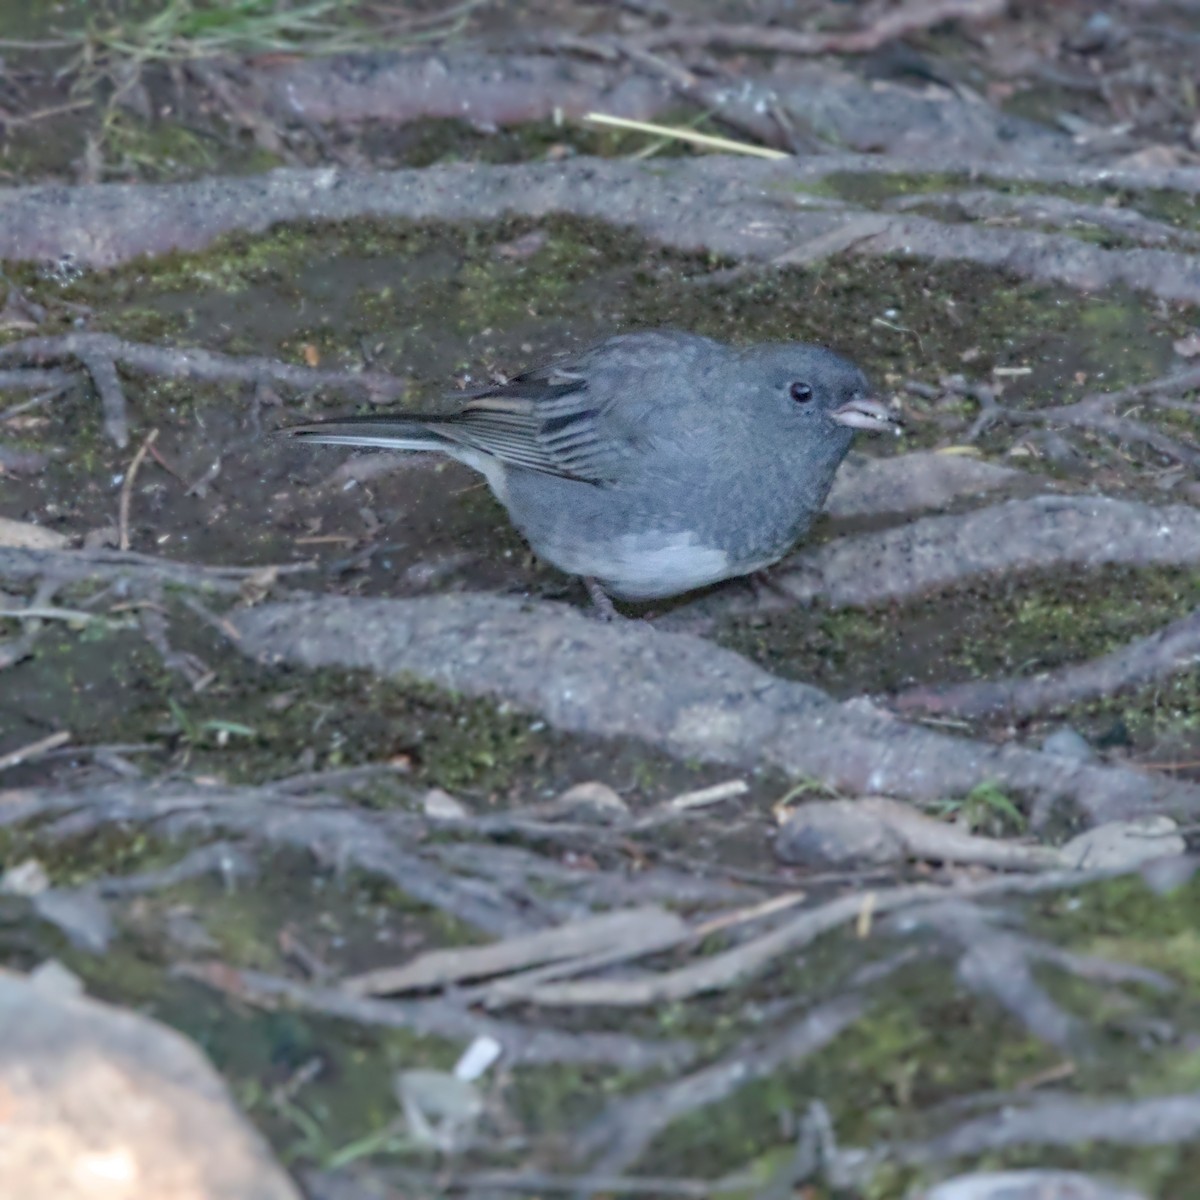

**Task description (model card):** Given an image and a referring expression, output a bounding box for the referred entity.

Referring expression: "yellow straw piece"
[583,112,791,160]
[855,891,877,939]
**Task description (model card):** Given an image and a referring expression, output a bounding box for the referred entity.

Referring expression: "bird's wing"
[289,332,720,484]
[287,373,626,484]
[442,331,726,482]
[433,369,622,484]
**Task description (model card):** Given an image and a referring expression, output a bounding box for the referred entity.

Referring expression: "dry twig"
[117,427,158,551]
[0,333,409,446]
[0,730,72,773]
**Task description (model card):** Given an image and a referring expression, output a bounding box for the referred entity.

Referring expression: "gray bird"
[286,330,898,615]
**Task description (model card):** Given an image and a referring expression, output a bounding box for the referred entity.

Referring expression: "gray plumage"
[287,330,898,604]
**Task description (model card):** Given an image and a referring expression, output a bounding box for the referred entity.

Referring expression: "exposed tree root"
[771,495,1200,610]
[823,450,1029,520]
[0,544,312,593]
[305,1165,728,1199]
[790,1092,1200,1192]
[4,772,1168,1142]
[575,996,866,1178]
[893,605,1200,720]
[0,779,542,936]
[2,158,1199,306]
[560,883,1167,1180]
[227,593,1200,825]
[239,40,1059,162]
[890,1092,1200,1168]
[225,49,674,136]
[0,366,74,396]
[964,366,1200,466]
[622,0,1008,57]
[1,771,1184,1186]
[893,901,1173,1054]
[178,963,687,1072]
[887,188,1200,252]
[834,210,1200,306]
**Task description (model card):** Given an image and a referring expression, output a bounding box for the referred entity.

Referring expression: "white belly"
[548,531,745,601]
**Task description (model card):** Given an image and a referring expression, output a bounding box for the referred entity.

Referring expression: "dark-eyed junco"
[287,330,899,614]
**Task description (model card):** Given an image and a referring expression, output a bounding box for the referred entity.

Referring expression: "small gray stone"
[775,799,908,867]
[1059,816,1185,871]
[1041,727,1095,762]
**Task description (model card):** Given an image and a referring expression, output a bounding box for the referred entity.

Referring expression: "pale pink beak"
[831,396,902,434]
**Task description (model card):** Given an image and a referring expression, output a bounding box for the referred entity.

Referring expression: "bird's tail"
[285,413,457,453]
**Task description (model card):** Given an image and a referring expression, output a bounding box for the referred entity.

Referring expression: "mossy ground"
[10,827,1195,1191]
[4,64,1200,1186]
[6,207,1193,462]
[720,566,1200,750]
[0,590,762,801]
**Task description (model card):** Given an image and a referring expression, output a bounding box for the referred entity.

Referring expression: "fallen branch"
[482,888,926,1009]
[342,906,691,997]
[481,869,1128,1009]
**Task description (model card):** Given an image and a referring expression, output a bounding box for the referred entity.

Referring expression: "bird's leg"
[583,577,622,622]
[748,568,795,607]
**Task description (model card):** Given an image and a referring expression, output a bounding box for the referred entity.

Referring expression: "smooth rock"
[0,968,300,1200]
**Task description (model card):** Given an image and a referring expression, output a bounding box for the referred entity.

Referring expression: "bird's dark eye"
[789,381,813,404]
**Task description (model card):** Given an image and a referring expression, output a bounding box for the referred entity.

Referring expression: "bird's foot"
[748,568,795,607]
[583,577,624,622]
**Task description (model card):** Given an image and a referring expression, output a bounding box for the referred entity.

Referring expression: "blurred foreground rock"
[0,966,299,1200]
